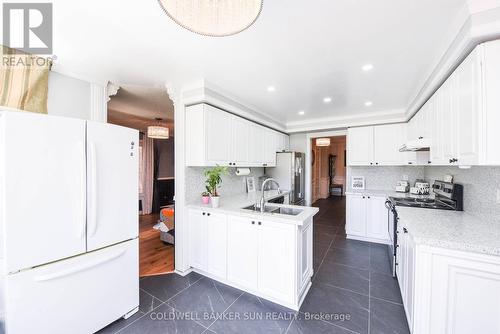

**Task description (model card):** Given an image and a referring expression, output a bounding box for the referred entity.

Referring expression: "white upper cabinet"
[186,104,287,167]
[347,126,374,166]
[482,40,500,164]
[348,124,407,166]
[347,40,500,167]
[374,123,407,166]
[230,115,250,165]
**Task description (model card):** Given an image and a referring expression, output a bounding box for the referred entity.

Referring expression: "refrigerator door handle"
[35,249,127,282]
[78,140,86,239]
[88,142,98,237]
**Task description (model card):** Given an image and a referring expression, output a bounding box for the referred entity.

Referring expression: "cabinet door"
[346,195,367,236]
[374,124,406,166]
[428,251,500,334]
[206,105,231,165]
[347,127,374,166]
[248,124,265,166]
[430,92,445,165]
[404,233,415,331]
[365,196,389,242]
[206,212,228,279]
[258,220,295,303]
[189,209,207,271]
[227,216,259,289]
[441,76,457,165]
[230,116,250,165]
[264,129,277,166]
[456,48,481,165]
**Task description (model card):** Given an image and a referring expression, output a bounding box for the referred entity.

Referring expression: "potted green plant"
[204,166,228,208]
[201,188,211,205]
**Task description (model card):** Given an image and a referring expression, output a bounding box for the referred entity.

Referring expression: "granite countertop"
[397,207,500,257]
[187,190,319,225]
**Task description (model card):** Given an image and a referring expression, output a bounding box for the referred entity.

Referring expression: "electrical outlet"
[497,189,500,204]
[402,175,409,181]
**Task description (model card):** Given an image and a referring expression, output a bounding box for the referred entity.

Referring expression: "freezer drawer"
[4,239,139,334]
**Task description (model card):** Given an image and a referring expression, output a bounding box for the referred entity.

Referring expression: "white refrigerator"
[0,110,139,334]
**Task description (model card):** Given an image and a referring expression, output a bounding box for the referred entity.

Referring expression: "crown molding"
[285,109,407,133]
[406,5,500,120]
[180,79,287,132]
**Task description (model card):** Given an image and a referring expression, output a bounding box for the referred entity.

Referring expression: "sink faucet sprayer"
[259,178,281,212]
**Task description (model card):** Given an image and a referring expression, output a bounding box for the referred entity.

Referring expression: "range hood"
[399,138,431,152]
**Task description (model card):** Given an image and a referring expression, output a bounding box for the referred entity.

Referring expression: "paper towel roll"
[235,168,251,176]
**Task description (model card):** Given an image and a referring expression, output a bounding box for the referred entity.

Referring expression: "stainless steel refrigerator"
[267,152,305,205]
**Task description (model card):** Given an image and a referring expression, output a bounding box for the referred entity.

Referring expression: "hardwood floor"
[139,214,175,277]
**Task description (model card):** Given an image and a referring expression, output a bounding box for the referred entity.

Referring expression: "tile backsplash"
[347,166,425,191]
[185,167,264,204]
[425,166,500,220]
[348,165,500,221]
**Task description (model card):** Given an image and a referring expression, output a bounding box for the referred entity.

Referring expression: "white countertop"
[187,190,319,225]
[397,207,500,256]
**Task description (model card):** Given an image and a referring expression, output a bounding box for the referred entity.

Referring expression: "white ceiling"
[49,0,469,127]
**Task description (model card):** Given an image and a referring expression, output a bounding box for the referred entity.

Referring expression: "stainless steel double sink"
[242,204,303,216]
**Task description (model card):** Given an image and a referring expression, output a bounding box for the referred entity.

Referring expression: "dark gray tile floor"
[98,197,409,334]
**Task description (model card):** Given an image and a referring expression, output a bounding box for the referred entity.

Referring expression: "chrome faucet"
[260,178,281,212]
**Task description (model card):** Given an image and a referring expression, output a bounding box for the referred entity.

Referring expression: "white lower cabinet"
[189,209,227,278]
[188,209,313,310]
[397,222,500,334]
[226,216,259,289]
[346,194,389,244]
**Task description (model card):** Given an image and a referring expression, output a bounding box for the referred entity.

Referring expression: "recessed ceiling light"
[267,86,276,92]
[298,110,305,115]
[323,97,332,103]
[362,64,374,71]
[365,101,373,107]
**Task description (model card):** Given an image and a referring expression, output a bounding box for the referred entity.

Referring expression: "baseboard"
[174,268,193,276]
[347,234,390,245]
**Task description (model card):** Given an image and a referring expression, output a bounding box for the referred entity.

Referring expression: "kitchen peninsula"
[186,190,319,310]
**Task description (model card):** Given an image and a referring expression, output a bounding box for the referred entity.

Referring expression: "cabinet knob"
[258,222,262,225]
[370,162,373,165]
[251,221,255,225]
[408,162,413,165]
[368,196,371,199]
[202,212,206,216]
[403,227,408,233]
[362,196,365,199]
[418,136,423,139]
[428,161,432,164]
[375,162,378,165]
[207,213,211,216]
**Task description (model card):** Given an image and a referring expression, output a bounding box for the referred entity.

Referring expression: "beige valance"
[0,45,52,114]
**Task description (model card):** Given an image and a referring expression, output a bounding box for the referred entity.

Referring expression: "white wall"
[289,133,307,153]
[47,71,92,119]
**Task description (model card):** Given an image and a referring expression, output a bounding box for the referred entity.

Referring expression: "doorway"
[311,136,346,204]
[107,85,175,277]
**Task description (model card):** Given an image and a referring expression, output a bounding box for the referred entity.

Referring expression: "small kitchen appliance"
[395,180,410,193]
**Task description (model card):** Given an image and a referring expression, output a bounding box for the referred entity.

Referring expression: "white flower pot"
[211,196,220,208]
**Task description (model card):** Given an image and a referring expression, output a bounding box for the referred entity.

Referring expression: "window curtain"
[141,136,154,214]
[1,45,51,113]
